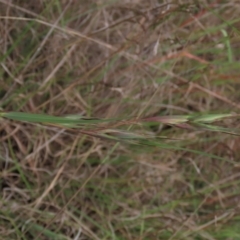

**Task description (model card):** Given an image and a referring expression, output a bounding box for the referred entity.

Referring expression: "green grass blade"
[0,112,111,126]
[190,113,236,123]
[221,29,234,63]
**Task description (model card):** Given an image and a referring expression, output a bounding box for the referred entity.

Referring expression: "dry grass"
[1,0,240,239]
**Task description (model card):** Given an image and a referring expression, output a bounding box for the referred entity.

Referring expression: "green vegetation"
[1,1,240,239]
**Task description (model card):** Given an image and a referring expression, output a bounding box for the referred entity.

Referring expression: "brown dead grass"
[1,0,240,239]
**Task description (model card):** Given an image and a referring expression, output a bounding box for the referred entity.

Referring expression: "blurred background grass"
[1,0,240,239]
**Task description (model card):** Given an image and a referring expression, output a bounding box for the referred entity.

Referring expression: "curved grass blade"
[135,139,232,162]
[191,122,240,135]
[99,129,147,139]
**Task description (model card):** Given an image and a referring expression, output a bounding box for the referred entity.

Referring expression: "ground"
[1,1,240,239]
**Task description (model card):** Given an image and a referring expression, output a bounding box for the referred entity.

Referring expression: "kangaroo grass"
[1,111,239,143]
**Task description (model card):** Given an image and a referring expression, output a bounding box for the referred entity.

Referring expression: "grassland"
[1,1,240,239]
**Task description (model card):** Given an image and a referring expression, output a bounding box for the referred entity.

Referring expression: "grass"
[1,0,240,239]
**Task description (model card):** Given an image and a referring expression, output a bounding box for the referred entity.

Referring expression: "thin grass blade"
[0,112,111,126]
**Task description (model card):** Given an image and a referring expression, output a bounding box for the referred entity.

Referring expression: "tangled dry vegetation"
[1,0,240,239]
